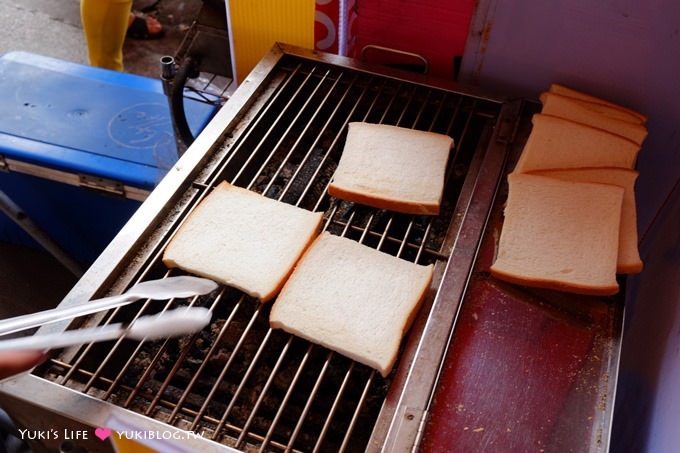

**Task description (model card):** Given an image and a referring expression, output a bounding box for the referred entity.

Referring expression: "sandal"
[127,11,165,40]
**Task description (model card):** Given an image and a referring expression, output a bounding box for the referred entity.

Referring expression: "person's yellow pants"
[80,0,132,71]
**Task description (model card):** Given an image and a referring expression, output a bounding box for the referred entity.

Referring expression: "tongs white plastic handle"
[0,276,217,337]
[0,307,212,352]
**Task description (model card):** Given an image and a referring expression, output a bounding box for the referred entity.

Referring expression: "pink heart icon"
[95,428,113,441]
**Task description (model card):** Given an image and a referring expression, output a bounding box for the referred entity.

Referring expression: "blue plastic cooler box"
[0,51,219,267]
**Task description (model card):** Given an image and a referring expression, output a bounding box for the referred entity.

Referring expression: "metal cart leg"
[0,190,84,277]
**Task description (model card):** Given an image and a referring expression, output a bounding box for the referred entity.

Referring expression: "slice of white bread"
[548,83,647,124]
[513,114,640,173]
[529,168,642,274]
[539,92,648,145]
[328,122,453,215]
[163,181,323,302]
[269,232,434,377]
[490,173,624,296]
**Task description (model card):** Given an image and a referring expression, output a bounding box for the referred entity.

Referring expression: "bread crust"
[549,83,647,124]
[617,261,644,274]
[327,184,440,215]
[540,92,648,145]
[489,266,619,296]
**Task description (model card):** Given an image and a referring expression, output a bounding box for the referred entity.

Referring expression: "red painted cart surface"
[420,144,623,452]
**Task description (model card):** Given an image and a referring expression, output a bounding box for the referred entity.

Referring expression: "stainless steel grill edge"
[0,44,526,453]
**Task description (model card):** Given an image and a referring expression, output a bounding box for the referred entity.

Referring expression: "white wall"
[613,184,680,451]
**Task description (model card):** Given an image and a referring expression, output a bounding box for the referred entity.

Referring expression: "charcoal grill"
[0,44,622,452]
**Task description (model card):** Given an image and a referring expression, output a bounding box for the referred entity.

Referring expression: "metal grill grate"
[35,51,504,452]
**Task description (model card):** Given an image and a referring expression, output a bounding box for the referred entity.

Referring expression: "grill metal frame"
[0,44,526,452]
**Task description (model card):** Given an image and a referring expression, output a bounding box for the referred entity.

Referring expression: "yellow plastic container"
[111,435,157,453]
[226,0,315,84]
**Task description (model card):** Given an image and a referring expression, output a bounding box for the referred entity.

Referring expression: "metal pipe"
[159,55,197,156]
[160,55,176,84]
[170,56,198,150]
[0,190,83,277]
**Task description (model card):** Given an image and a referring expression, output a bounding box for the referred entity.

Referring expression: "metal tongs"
[0,276,218,349]
[0,307,212,351]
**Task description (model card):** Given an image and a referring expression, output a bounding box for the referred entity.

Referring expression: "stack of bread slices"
[490,83,647,296]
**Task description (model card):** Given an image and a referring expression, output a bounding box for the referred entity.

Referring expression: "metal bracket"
[78,174,126,197]
[360,44,430,75]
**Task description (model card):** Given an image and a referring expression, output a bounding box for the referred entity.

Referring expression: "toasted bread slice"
[513,114,639,173]
[270,233,434,377]
[328,122,453,215]
[548,83,647,124]
[539,92,647,145]
[163,182,323,302]
[490,173,623,296]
